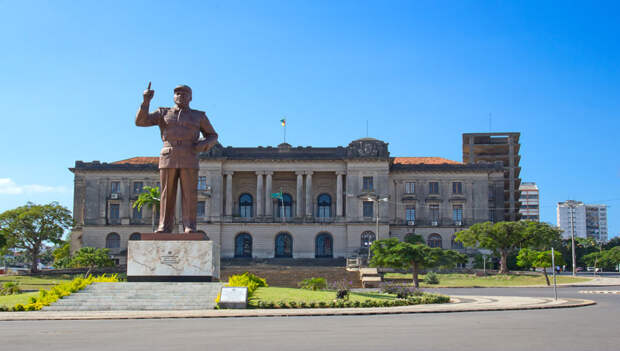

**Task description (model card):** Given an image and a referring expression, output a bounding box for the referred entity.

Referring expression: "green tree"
[603,237,620,250]
[370,235,466,288]
[52,242,72,268]
[583,247,620,271]
[517,248,564,285]
[133,185,160,232]
[0,202,73,273]
[70,247,114,276]
[456,221,562,274]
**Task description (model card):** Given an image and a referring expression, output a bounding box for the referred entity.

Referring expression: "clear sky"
[0,1,618,238]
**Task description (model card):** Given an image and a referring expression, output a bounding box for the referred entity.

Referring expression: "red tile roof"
[392,157,461,165]
[112,157,158,165]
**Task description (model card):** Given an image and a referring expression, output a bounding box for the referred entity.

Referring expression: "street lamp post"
[365,195,389,262]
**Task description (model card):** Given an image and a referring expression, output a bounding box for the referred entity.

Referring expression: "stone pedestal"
[127,233,220,282]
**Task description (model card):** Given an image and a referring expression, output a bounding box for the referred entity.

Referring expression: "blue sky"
[0,1,618,238]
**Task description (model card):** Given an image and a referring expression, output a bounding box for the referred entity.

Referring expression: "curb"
[0,296,596,321]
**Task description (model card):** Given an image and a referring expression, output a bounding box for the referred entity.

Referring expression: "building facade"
[519,182,539,221]
[462,133,521,221]
[70,138,505,264]
[557,201,608,242]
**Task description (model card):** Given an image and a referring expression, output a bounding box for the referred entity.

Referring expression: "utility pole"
[566,200,579,277]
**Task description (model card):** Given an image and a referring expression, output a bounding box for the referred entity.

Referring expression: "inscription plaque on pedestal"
[127,234,220,282]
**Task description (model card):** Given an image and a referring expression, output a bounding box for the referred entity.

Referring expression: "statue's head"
[173,85,192,109]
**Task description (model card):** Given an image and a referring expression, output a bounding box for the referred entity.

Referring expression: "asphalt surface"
[1,286,618,351]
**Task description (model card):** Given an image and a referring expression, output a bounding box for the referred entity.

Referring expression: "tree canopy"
[455,221,562,274]
[0,202,73,272]
[70,247,114,276]
[133,185,160,232]
[517,248,564,285]
[583,247,620,271]
[370,234,466,287]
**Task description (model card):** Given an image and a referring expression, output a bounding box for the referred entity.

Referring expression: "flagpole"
[283,121,286,143]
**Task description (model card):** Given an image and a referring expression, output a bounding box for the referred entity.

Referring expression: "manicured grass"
[383,273,592,287]
[0,275,74,291]
[252,287,399,304]
[0,292,39,308]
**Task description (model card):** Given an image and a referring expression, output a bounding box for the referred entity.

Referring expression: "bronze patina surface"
[135,83,218,233]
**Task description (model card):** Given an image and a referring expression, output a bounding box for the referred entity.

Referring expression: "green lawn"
[0,275,74,291]
[0,292,39,308]
[383,273,592,287]
[252,287,399,304]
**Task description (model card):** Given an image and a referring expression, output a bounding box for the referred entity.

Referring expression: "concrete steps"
[43,282,223,311]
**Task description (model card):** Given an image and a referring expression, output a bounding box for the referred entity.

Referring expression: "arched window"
[275,233,293,258]
[106,233,120,248]
[361,231,376,248]
[276,193,293,218]
[317,194,332,218]
[239,193,253,218]
[315,232,333,258]
[235,233,252,258]
[451,235,463,249]
[129,233,141,241]
[427,233,443,248]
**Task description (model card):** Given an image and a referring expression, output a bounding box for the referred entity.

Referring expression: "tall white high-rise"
[557,201,608,242]
[519,182,539,221]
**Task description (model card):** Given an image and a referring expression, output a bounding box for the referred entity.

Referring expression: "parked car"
[576,267,584,272]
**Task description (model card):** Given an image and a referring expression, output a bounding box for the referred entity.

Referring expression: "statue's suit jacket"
[135,106,218,169]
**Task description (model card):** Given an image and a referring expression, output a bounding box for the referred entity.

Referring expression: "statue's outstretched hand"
[143,81,154,103]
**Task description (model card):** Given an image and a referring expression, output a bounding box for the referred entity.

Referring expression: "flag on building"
[271,192,283,200]
[280,118,286,127]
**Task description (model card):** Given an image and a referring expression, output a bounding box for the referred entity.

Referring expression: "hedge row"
[0,274,119,312]
[251,293,450,309]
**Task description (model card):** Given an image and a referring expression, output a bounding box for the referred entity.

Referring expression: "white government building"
[69,138,508,264]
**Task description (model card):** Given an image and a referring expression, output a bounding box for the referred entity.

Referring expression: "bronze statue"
[136,83,218,233]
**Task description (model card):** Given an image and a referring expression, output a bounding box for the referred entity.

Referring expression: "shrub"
[0,282,22,296]
[298,277,327,291]
[424,271,440,285]
[309,302,317,308]
[330,280,353,300]
[289,301,297,308]
[228,272,268,297]
[318,301,327,308]
[379,282,419,298]
[299,301,307,308]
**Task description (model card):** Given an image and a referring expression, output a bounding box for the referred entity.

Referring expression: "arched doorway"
[235,233,252,258]
[239,193,253,217]
[315,232,333,258]
[275,232,293,258]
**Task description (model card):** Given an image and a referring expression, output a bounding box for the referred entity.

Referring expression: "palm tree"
[132,185,160,232]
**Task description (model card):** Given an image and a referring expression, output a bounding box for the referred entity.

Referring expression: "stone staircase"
[43,282,223,311]
[359,268,382,288]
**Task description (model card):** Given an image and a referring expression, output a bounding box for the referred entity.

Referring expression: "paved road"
[1,286,618,351]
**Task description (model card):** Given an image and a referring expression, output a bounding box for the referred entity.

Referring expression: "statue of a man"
[135,84,218,233]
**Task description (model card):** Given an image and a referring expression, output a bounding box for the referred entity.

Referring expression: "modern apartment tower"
[519,182,539,221]
[557,201,608,242]
[463,133,521,221]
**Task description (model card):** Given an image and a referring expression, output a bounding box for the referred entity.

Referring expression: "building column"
[336,172,344,217]
[305,171,313,218]
[296,171,304,217]
[224,171,233,216]
[265,172,273,217]
[256,172,264,217]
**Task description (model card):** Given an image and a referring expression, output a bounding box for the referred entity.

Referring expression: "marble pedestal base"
[127,233,220,282]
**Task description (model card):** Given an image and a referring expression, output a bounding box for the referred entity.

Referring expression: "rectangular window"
[489,208,495,222]
[133,181,143,194]
[110,204,120,219]
[406,207,416,221]
[197,201,206,217]
[363,177,374,191]
[110,181,120,193]
[133,206,142,219]
[430,204,440,222]
[363,201,374,218]
[453,205,463,222]
[429,182,439,194]
[405,182,415,194]
[197,176,207,190]
[452,182,462,194]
